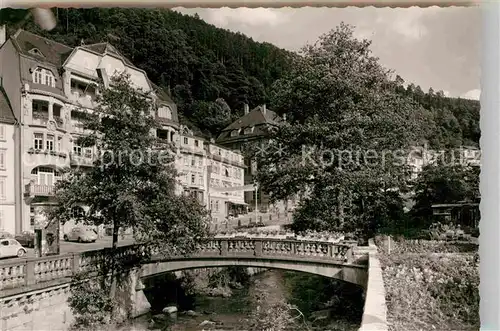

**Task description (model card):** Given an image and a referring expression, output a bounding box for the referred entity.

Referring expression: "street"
[0,236,135,264]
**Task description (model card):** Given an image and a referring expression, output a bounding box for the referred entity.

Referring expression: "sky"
[174,6,481,100]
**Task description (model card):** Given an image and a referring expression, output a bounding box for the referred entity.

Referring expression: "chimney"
[262,104,267,115]
[0,25,6,48]
[244,103,249,115]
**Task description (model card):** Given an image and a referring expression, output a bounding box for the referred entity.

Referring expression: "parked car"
[0,231,13,239]
[63,227,98,243]
[15,231,35,248]
[0,238,27,258]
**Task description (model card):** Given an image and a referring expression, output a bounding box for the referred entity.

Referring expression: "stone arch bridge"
[141,238,368,287]
[0,237,386,331]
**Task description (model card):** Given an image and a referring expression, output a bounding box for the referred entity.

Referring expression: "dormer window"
[231,129,241,137]
[158,106,172,119]
[28,48,44,57]
[32,68,55,87]
[244,126,255,135]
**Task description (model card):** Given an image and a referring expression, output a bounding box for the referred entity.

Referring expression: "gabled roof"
[216,105,282,143]
[82,42,134,67]
[0,87,16,124]
[11,29,73,66]
[221,105,281,132]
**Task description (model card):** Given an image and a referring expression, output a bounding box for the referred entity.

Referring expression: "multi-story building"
[176,125,246,223]
[407,145,481,180]
[0,28,246,233]
[0,29,179,234]
[0,86,18,234]
[216,104,289,211]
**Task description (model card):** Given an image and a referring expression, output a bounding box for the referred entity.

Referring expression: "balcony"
[69,153,95,167]
[32,111,49,126]
[24,183,55,197]
[71,121,85,134]
[26,148,69,168]
[180,144,205,156]
[69,91,96,109]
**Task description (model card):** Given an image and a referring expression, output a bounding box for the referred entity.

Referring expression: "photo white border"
[0,1,492,329]
[481,3,496,330]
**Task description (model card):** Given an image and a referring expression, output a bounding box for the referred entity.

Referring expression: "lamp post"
[206,164,213,229]
[254,183,258,224]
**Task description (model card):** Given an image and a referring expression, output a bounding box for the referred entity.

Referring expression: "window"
[33,68,43,84]
[183,137,188,145]
[191,158,195,166]
[194,140,199,147]
[191,174,195,184]
[31,167,60,186]
[73,143,82,156]
[84,148,93,159]
[215,200,219,212]
[157,106,172,119]
[46,134,54,151]
[198,158,203,167]
[34,133,44,150]
[0,125,5,140]
[244,127,254,135]
[0,149,5,170]
[72,206,85,218]
[0,177,5,200]
[32,68,55,87]
[28,48,43,57]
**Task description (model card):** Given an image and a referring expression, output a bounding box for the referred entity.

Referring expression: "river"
[118,269,364,331]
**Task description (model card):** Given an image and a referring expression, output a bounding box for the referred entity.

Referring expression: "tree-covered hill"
[1,8,479,146]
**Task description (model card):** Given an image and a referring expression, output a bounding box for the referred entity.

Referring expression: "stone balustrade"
[1,238,356,293]
[184,238,355,264]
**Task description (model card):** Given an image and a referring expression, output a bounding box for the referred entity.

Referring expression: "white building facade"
[0,30,181,234]
[0,87,18,234]
[176,126,246,223]
[0,29,244,234]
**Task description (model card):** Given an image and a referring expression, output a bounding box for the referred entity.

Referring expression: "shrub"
[67,277,114,330]
[379,240,479,331]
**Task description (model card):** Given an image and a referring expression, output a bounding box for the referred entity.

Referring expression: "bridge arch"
[141,257,368,288]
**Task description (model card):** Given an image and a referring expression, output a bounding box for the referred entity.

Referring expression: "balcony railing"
[69,153,95,167]
[71,122,85,134]
[25,183,55,197]
[27,148,68,159]
[32,111,49,126]
[69,92,96,109]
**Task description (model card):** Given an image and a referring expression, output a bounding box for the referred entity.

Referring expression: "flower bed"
[378,239,479,331]
[375,235,478,254]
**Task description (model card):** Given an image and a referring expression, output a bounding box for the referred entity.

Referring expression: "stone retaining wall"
[358,239,388,331]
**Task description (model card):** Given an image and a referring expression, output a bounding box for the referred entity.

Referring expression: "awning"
[211,184,256,193]
[226,199,248,206]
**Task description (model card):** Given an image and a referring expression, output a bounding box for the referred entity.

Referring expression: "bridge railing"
[185,238,354,264]
[0,239,355,292]
[0,244,142,292]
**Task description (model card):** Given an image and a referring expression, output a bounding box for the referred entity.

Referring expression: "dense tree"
[411,159,480,226]
[1,8,478,143]
[256,23,423,235]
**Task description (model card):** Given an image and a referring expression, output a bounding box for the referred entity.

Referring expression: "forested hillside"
[1,8,479,145]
